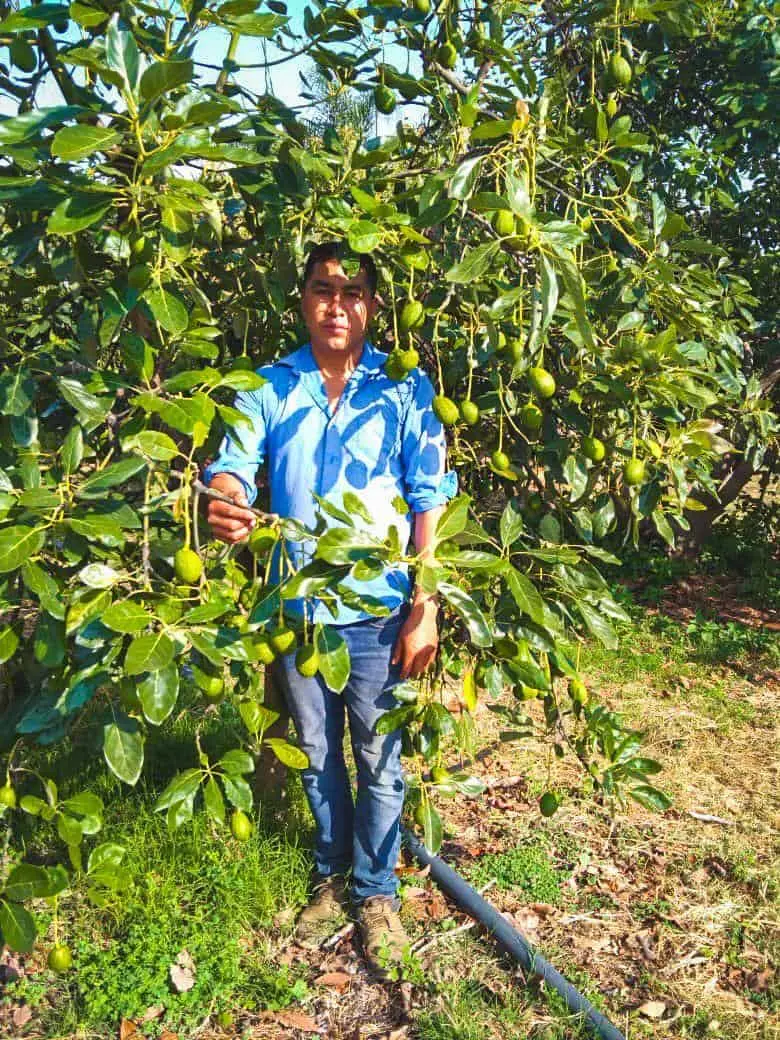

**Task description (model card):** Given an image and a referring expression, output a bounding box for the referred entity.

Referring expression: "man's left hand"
[391,599,438,680]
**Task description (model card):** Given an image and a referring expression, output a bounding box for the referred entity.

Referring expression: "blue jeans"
[271,608,406,904]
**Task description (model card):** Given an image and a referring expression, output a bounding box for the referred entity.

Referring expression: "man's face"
[301,258,377,356]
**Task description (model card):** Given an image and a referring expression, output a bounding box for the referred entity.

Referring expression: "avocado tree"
[0,0,775,955]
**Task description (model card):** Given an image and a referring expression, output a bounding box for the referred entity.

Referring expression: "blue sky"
[1,1,421,134]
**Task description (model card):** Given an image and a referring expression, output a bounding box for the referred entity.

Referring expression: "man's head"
[301,242,378,356]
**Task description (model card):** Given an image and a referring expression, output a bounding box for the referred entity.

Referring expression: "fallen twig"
[687,810,736,827]
[320,921,354,950]
[412,917,476,954]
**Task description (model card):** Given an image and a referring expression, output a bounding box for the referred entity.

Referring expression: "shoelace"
[362,902,396,928]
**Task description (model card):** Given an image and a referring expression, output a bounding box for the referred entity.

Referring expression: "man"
[204,241,455,974]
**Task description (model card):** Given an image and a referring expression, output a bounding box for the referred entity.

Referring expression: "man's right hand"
[206,474,257,544]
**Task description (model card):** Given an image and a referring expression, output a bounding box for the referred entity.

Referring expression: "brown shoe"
[294,876,349,949]
[357,896,410,978]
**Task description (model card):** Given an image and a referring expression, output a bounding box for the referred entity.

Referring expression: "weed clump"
[468,841,568,904]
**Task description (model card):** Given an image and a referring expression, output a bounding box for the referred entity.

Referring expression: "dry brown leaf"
[269,1009,321,1032]
[160,1031,178,1040]
[12,1005,33,1029]
[169,950,195,993]
[637,1000,667,1019]
[314,971,352,991]
[514,909,541,940]
[119,1018,137,1040]
[140,1005,164,1023]
[400,886,428,900]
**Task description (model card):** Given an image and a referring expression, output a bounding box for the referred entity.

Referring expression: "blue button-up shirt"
[204,340,456,624]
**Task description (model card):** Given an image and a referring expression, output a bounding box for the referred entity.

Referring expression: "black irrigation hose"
[403,828,626,1040]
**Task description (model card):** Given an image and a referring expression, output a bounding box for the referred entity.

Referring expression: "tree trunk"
[681,358,779,551]
[252,668,292,812]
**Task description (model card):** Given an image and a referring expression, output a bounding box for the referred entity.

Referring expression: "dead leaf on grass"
[140,1005,164,1022]
[119,1019,137,1039]
[266,1009,321,1032]
[169,950,195,993]
[637,1000,667,1019]
[314,971,352,991]
[160,1031,178,1040]
[12,1005,32,1029]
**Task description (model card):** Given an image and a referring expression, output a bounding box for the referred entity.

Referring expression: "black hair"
[302,241,378,297]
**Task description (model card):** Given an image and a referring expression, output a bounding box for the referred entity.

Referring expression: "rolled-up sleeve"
[202,388,267,505]
[400,371,458,513]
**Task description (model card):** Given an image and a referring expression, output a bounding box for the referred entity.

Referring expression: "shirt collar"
[278,340,387,377]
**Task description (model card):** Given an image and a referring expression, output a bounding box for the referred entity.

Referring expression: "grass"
[3,503,778,1039]
[467,839,570,905]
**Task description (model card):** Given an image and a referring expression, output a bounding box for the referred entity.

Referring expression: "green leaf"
[470,119,513,141]
[0,107,81,149]
[315,528,384,565]
[266,739,309,770]
[161,204,193,263]
[33,613,65,669]
[58,378,110,425]
[154,768,202,811]
[347,220,380,253]
[314,623,351,693]
[87,842,126,874]
[499,498,524,547]
[218,370,266,391]
[557,253,595,349]
[438,583,493,647]
[124,631,176,675]
[578,601,618,649]
[48,193,113,235]
[461,668,477,712]
[1,3,69,31]
[343,491,372,524]
[203,776,225,824]
[0,367,35,416]
[106,13,140,94]
[103,714,145,785]
[435,494,471,541]
[79,457,146,495]
[0,526,45,573]
[418,800,442,854]
[78,563,120,589]
[124,431,180,462]
[375,703,418,735]
[652,510,675,548]
[221,774,253,812]
[144,287,188,335]
[448,155,483,201]
[0,900,36,954]
[5,863,68,901]
[218,749,255,776]
[70,2,108,28]
[103,601,153,634]
[50,125,122,161]
[630,784,672,813]
[239,701,279,736]
[61,425,84,475]
[0,625,19,664]
[445,241,499,284]
[138,662,179,725]
[540,254,559,336]
[139,60,194,105]
[504,567,545,626]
